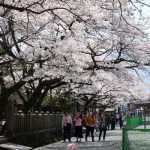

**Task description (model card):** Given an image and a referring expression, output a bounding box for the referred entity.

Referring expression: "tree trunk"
[5,98,14,137]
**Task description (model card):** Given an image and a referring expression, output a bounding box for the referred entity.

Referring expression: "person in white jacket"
[62,111,73,142]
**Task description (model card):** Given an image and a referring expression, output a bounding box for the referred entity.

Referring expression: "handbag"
[65,116,71,127]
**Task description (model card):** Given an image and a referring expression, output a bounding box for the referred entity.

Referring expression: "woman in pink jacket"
[73,113,83,142]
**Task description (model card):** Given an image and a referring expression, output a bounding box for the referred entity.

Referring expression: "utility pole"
[143,106,146,129]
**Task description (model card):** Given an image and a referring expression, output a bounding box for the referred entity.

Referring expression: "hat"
[66,143,78,150]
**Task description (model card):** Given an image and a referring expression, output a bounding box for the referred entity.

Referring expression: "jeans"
[99,129,106,140]
[85,126,94,141]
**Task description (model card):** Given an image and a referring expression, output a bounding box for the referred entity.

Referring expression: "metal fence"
[122,115,150,150]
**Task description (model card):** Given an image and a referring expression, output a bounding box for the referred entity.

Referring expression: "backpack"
[100,118,107,129]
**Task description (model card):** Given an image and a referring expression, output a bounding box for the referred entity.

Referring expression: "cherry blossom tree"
[0,0,150,116]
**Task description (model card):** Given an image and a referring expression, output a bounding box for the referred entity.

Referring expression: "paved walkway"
[34,126,122,150]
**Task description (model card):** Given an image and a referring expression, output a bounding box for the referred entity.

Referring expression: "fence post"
[122,127,126,150]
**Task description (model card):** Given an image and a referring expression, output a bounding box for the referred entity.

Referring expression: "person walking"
[62,111,73,142]
[110,114,115,130]
[106,114,110,130]
[73,113,83,142]
[85,112,96,142]
[99,113,107,141]
[119,115,123,129]
[95,112,101,132]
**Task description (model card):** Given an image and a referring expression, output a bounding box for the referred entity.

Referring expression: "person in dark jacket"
[119,115,123,129]
[110,114,115,130]
[99,113,107,141]
[106,114,110,130]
